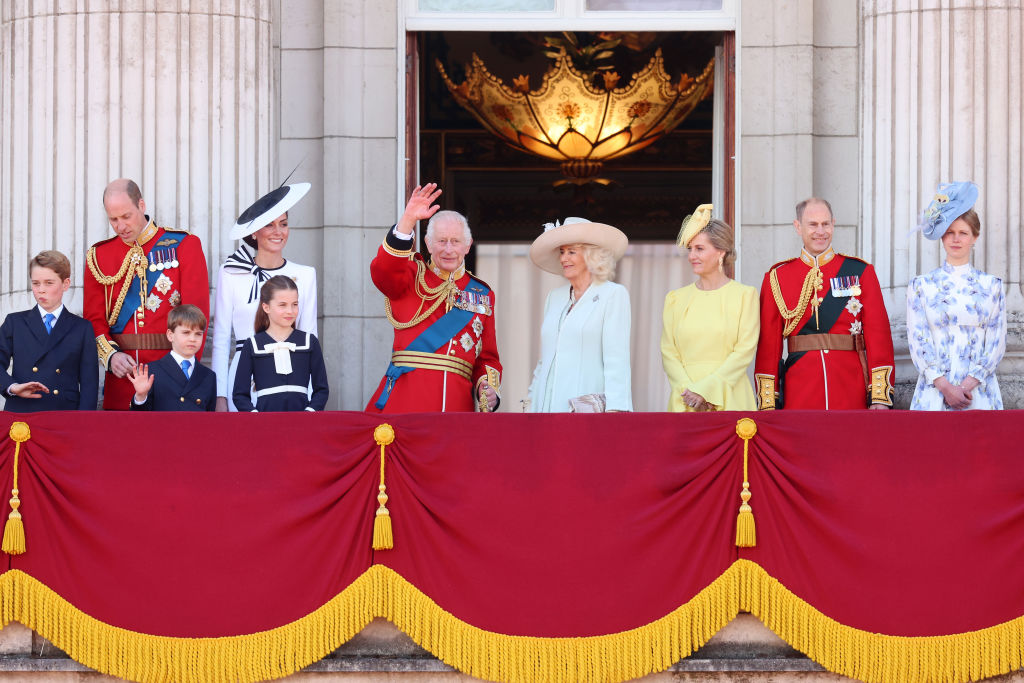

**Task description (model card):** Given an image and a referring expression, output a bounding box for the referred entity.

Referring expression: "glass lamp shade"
[437,49,714,184]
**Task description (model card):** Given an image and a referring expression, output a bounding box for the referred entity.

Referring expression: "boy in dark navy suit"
[128,305,216,411]
[0,251,99,411]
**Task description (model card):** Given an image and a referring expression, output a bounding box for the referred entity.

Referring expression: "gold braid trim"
[86,244,149,327]
[1,561,1023,683]
[736,559,1024,683]
[384,260,458,330]
[0,568,375,683]
[769,265,822,337]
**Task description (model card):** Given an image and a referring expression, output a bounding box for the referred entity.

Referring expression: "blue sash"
[112,232,187,334]
[375,277,490,409]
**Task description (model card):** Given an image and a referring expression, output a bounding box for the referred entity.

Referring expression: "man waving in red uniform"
[366,183,501,413]
[754,197,895,410]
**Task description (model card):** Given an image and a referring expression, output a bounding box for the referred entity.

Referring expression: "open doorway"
[407,30,734,411]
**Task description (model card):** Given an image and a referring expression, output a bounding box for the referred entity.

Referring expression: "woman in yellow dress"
[660,205,759,412]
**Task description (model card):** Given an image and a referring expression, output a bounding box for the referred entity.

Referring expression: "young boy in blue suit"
[127,305,216,411]
[0,251,99,411]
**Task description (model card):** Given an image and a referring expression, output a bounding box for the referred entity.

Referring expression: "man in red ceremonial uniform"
[367,183,501,413]
[84,179,210,410]
[754,197,894,410]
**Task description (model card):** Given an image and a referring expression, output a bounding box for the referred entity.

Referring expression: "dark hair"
[102,179,143,208]
[29,250,71,281]
[795,197,834,222]
[253,275,299,333]
[955,208,981,237]
[168,304,207,332]
[242,212,288,250]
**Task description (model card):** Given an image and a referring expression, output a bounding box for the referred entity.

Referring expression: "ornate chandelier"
[437,48,714,185]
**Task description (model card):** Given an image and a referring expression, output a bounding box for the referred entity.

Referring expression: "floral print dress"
[906,262,1006,410]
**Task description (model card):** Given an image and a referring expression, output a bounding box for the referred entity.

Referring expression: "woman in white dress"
[212,183,318,411]
[526,218,632,413]
[907,181,1006,410]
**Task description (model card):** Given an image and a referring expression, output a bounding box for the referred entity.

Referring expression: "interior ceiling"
[419,31,720,248]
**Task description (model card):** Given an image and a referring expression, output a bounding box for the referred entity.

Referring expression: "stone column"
[320,0,400,410]
[0,1,274,321]
[861,0,1024,407]
[739,0,861,284]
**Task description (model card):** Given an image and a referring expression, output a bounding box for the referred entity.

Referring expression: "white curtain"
[475,242,694,412]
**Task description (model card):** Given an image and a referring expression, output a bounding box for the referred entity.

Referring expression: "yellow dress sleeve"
[660,290,693,411]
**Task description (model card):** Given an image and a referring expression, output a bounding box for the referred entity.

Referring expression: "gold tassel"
[734,418,757,548]
[3,421,31,555]
[372,424,395,550]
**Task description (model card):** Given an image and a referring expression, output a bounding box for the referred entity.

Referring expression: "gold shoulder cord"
[86,244,149,326]
[384,260,459,330]
[769,265,822,337]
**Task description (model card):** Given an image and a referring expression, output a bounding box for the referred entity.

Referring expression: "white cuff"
[392,226,414,240]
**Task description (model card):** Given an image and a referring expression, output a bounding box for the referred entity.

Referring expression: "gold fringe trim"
[0,560,1022,683]
[378,563,741,683]
[0,569,378,683]
[735,559,1024,683]
[0,564,744,683]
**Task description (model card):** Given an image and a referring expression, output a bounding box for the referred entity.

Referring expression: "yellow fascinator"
[677,204,713,248]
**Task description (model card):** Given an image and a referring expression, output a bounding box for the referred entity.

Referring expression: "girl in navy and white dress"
[232,275,329,412]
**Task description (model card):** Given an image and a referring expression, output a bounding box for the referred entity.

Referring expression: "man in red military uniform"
[84,179,210,410]
[754,197,894,410]
[367,183,501,413]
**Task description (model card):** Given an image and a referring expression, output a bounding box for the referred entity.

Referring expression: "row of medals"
[149,247,180,272]
[448,288,490,315]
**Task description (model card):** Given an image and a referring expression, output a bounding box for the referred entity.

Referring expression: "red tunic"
[366,233,501,413]
[84,221,210,410]
[754,247,894,410]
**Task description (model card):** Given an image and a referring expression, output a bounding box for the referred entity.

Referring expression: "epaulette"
[91,234,120,247]
[768,257,797,272]
[161,226,191,234]
[466,270,492,290]
[837,253,867,265]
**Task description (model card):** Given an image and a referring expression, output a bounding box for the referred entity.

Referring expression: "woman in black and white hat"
[211,183,318,411]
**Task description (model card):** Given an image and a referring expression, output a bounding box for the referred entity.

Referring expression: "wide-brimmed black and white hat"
[529,217,628,275]
[230,183,311,240]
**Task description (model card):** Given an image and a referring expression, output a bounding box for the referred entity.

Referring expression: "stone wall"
[274,0,400,411]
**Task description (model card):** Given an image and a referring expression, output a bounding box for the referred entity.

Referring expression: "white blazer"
[528,280,632,412]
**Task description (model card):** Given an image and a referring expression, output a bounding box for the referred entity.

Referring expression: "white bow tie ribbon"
[264,341,296,375]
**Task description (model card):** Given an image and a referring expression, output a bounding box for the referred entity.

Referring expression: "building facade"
[1,0,1021,411]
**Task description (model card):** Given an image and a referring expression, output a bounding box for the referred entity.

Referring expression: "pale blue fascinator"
[918,181,978,240]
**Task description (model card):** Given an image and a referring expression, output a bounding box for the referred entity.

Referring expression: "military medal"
[831,275,861,297]
[149,252,158,272]
[169,247,179,269]
[154,273,173,295]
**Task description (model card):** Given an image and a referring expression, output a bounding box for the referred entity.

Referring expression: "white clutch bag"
[568,393,607,413]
